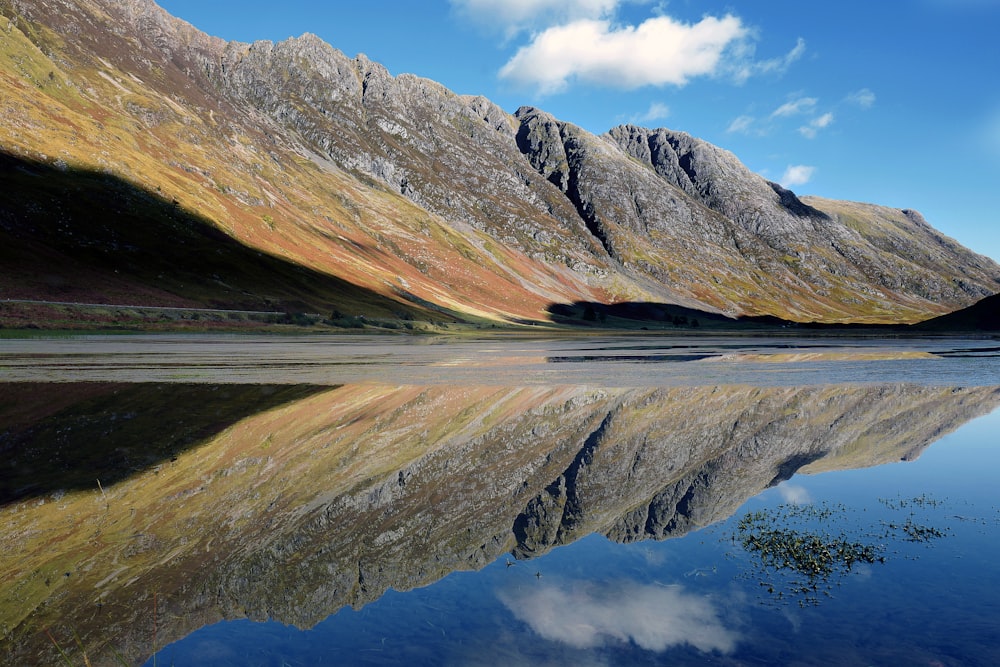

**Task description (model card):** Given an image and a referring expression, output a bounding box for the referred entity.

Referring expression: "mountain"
[912,292,1000,331]
[1,0,998,326]
[4,381,998,665]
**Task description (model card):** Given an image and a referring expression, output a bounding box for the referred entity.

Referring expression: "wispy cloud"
[732,98,839,138]
[450,0,622,37]
[498,579,739,653]
[727,114,755,134]
[771,96,818,118]
[728,37,806,83]
[780,164,816,188]
[633,101,670,124]
[846,88,876,109]
[981,106,1000,159]
[764,96,836,138]
[498,15,748,93]
[799,112,834,138]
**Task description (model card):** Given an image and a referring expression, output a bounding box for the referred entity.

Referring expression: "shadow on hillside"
[0,152,456,322]
[546,301,795,331]
[545,301,945,332]
[913,293,1000,331]
[0,383,331,505]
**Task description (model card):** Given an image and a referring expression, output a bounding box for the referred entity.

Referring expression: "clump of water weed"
[879,494,950,543]
[734,504,884,606]
[731,496,950,606]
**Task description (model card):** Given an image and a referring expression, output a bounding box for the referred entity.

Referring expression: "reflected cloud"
[498,580,739,654]
[777,482,812,505]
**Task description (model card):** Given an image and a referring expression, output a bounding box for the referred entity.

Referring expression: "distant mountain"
[1,0,998,325]
[913,292,1000,331]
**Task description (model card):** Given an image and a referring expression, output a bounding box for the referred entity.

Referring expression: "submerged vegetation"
[732,497,950,606]
[734,503,884,606]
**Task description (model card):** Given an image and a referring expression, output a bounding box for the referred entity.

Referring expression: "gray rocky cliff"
[512,106,787,313]
[606,124,1000,307]
[200,33,610,278]
[606,124,829,245]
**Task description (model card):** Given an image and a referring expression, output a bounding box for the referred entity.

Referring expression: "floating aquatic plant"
[731,496,950,606]
[734,505,884,606]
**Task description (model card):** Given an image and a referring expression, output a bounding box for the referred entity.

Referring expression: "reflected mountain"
[0,383,331,503]
[2,382,998,666]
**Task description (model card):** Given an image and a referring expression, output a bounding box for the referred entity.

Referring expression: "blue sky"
[157,0,1000,263]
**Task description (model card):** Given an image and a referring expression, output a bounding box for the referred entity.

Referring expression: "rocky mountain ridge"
[1,0,999,324]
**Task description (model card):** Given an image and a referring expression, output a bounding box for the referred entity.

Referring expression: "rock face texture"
[1,0,999,323]
[4,381,999,666]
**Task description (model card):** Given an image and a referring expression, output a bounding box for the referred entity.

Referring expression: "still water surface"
[1,334,998,666]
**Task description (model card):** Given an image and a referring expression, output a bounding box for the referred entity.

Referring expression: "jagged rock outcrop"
[606,125,1000,312]
[606,124,829,241]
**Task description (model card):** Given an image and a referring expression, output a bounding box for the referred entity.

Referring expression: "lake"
[1,334,999,666]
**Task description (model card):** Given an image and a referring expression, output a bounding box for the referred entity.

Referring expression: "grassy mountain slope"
[0,1,607,325]
[0,153,457,322]
[1,0,998,326]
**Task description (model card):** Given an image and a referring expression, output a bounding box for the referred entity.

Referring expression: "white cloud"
[813,112,835,128]
[771,96,818,118]
[846,88,876,109]
[798,112,834,138]
[498,580,739,654]
[461,1,803,94]
[780,164,816,188]
[498,15,748,94]
[765,37,806,73]
[732,103,834,138]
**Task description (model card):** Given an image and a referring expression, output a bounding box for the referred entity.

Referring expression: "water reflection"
[1,379,998,665]
[0,383,330,502]
[498,580,739,653]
